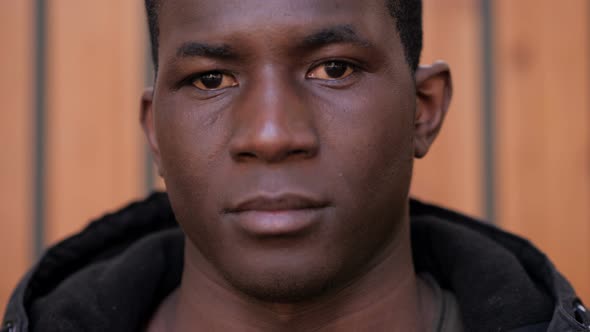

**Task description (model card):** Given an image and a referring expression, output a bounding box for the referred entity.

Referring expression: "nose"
[229,70,319,163]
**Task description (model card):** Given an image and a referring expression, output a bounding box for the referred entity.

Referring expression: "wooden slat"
[46,0,146,244]
[0,0,33,313]
[411,0,484,219]
[495,0,590,302]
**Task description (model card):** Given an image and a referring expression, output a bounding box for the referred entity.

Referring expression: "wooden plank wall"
[1,0,589,312]
[412,0,484,219]
[494,0,590,302]
[0,0,34,315]
[45,0,146,243]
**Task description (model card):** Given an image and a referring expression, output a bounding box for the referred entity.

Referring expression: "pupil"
[325,62,347,78]
[200,72,223,89]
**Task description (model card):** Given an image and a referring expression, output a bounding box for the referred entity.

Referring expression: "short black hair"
[145,0,422,73]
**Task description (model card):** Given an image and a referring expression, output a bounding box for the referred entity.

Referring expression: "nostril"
[236,151,257,161]
[289,149,309,157]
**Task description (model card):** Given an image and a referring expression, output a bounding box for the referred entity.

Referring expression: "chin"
[223,268,338,303]
[212,250,347,303]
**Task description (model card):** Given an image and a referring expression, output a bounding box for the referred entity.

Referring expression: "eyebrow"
[299,25,374,50]
[172,25,373,62]
[175,42,238,60]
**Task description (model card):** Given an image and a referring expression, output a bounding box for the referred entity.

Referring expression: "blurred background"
[1,0,588,312]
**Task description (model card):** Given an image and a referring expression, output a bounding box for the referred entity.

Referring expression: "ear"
[140,88,164,176]
[414,61,452,158]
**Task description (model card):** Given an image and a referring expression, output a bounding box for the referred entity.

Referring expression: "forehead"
[159,0,388,22]
[157,0,398,54]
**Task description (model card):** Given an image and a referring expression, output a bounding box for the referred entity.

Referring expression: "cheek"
[153,96,229,219]
[311,81,415,265]
[317,79,415,208]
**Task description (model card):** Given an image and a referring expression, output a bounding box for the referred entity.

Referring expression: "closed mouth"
[225,193,329,214]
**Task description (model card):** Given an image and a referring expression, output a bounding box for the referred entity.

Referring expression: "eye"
[192,71,238,91]
[307,61,355,80]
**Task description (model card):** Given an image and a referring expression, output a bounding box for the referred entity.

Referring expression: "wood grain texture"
[0,0,33,314]
[411,0,484,219]
[495,0,590,302]
[45,0,146,244]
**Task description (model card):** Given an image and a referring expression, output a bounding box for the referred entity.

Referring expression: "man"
[2,0,588,331]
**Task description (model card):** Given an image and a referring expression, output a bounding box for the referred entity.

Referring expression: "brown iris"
[307,61,354,80]
[192,71,238,90]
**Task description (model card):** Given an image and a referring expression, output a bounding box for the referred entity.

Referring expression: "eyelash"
[312,58,361,70]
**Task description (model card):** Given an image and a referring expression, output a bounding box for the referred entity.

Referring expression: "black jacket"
[2,193,589,332]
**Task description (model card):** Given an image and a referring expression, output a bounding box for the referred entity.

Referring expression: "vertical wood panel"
[411,0,484,218]
[495,0,590,302]
[46,0,146,244]
[0,0,33,313]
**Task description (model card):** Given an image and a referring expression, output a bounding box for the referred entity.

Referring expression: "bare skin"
[141,0,452,331]
[147,228,436,332]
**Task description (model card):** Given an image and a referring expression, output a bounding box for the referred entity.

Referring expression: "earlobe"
[140,88,164,177]
[414,61,452,158]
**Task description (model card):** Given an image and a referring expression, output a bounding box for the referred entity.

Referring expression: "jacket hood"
[2,192,589,332]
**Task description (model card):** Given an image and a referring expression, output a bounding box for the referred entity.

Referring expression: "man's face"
[145,0,420,301]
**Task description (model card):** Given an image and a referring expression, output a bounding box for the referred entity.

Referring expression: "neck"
[148,219,433,332]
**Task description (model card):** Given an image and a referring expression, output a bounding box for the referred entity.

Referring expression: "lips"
[226,194,329,213]
[224,194,329,236]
